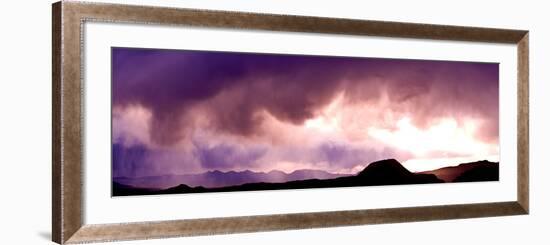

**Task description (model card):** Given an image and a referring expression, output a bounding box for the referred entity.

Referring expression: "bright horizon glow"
[368,117,494,158]
[299,97,499,174]
[403,155,500,173]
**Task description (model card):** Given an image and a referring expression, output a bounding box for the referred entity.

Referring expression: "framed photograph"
[52,1,529,244]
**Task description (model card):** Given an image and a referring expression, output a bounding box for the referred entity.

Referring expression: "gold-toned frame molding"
[52,1,529,244]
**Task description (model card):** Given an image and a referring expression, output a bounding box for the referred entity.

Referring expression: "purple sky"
[112,47,499,178]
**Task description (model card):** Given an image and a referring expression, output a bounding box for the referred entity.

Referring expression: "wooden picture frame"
[52,1,529,244]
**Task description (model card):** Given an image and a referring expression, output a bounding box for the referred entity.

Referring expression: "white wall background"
[0,0,547,244]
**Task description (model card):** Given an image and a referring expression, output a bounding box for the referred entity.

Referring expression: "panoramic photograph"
[111,47,499,196]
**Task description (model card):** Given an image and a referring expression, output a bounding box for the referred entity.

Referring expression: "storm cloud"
[112,47,499,177]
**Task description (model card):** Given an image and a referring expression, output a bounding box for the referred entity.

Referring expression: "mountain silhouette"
[112,182,156,196]
[453,162,499,182]
[420,160,499,182]
[113,158,486,196]
[356,159,442,185]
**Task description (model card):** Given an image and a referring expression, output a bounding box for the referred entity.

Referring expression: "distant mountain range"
[114,168,349,189]
[113,159,499,196]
